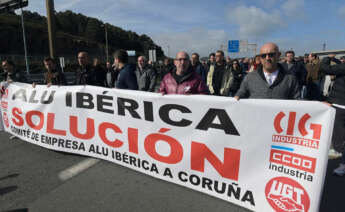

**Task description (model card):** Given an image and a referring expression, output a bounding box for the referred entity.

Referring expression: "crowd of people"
[1,42,345,177]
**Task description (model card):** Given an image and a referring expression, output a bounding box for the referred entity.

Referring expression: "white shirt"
[263,70,279,85]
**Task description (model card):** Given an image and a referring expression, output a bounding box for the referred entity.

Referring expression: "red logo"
[273,112,322,149]
[274,112,321,139]
[3,112,9,128]
[1,101,8,110]
[270,149,316,173]
[265,177,310,212]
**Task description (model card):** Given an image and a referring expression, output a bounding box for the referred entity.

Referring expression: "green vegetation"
[0,10,164,58]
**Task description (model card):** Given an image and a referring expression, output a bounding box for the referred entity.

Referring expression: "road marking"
[59,158,100,181]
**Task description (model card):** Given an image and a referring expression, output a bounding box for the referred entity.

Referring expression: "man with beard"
[74,52,101,86]
[235,42,300,100]
[1,60,26,83]
[114,49,138,90]
[135,56,157,92]
[206,50,226,96]
[159,51,208,94]
[191,53,207,83]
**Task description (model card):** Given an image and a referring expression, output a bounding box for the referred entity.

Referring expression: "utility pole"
[20,7,29,74]
[46,0,56,58]
[101,24,109,63]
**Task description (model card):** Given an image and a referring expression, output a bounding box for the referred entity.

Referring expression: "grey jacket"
[235,64,300,99]
[135,65,157,92]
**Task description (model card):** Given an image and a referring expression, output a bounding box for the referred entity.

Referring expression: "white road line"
[59,158,100,181]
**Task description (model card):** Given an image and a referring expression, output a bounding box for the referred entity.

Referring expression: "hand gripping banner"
[0,83,335,212]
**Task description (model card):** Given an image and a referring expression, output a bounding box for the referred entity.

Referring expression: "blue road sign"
[228,40,240,53]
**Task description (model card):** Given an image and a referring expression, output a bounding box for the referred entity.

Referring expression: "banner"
[1,83,335,212]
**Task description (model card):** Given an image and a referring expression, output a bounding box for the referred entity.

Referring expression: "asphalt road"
[0,131,344,212]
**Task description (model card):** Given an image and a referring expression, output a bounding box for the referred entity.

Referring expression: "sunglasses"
[260,52,277,59]
[175,58,189,62]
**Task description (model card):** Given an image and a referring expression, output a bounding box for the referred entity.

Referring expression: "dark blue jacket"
[115,64,138,90]
[192,62,207,83]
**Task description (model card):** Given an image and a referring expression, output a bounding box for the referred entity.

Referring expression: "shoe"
[9,135,18,140]
[334,164,345,176]
[328,149,342,159]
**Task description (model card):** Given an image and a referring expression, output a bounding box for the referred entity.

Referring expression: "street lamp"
[101,24,109,63]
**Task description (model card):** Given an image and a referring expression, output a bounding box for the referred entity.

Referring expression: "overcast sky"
[25,0,345,58]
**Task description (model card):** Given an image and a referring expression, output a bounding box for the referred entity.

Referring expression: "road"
[0,131,343,212]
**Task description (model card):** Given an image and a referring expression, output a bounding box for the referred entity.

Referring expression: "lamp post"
[20,7,29,74]
[46,0,56,59]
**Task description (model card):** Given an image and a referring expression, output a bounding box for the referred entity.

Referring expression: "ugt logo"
[274,112,321,140]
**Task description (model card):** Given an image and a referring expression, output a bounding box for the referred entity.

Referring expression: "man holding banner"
[159,51,208,94]
[235,43,300,100]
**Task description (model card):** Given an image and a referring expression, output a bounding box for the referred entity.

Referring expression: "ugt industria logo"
[273,112,322,149]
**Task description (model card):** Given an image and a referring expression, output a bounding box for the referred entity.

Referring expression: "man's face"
[232,61,239,70]
[174,52,190,73]
[191,54,199,65]
[226,57,231,64]
[341,58,345,64]
[255,56,261,64]
[259,45,280,72]
[78,53,88,67]
[209,55,215,63]
[286,53,294,63]
[308,54,314,62]
[138,56,146,68]
[44,60,56,72]
[215,52,223,64]
[113,57,119,67]
[1,62,13,73]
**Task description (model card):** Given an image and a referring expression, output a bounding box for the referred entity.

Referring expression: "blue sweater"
[115,64,138,90]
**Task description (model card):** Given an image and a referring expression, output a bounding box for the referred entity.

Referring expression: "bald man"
[159,51,208,94]
[74,51,102,86]
[135,56,157,92]
[235,42,300,99]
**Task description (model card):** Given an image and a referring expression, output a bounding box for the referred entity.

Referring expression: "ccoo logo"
[265,177,310,212]
[274,112,322,140]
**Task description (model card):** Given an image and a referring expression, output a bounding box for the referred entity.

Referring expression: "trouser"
[307,81,321,100]
[332,106,345,153]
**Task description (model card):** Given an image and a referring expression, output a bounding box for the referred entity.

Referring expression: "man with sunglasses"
[235,42,300,100]
[159,51,208,94]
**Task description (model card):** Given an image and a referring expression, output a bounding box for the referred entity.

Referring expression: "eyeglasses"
[175,58,189,62]
[260,52,277,59]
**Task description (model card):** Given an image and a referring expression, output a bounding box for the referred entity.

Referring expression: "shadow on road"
[3,209,28,212]
[0,174,19,181]
[0,186,18,196]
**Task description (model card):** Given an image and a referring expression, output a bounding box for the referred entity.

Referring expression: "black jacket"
[320,57,345,105]
[1,71,26,83]
[281,61,307,86]
[43,69,67,85]
[211,63,226,96]
[74,64,101,86]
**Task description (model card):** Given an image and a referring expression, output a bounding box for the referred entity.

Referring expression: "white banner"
[1,83,335,212]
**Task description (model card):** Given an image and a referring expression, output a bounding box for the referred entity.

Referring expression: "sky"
[23,0,345,58]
